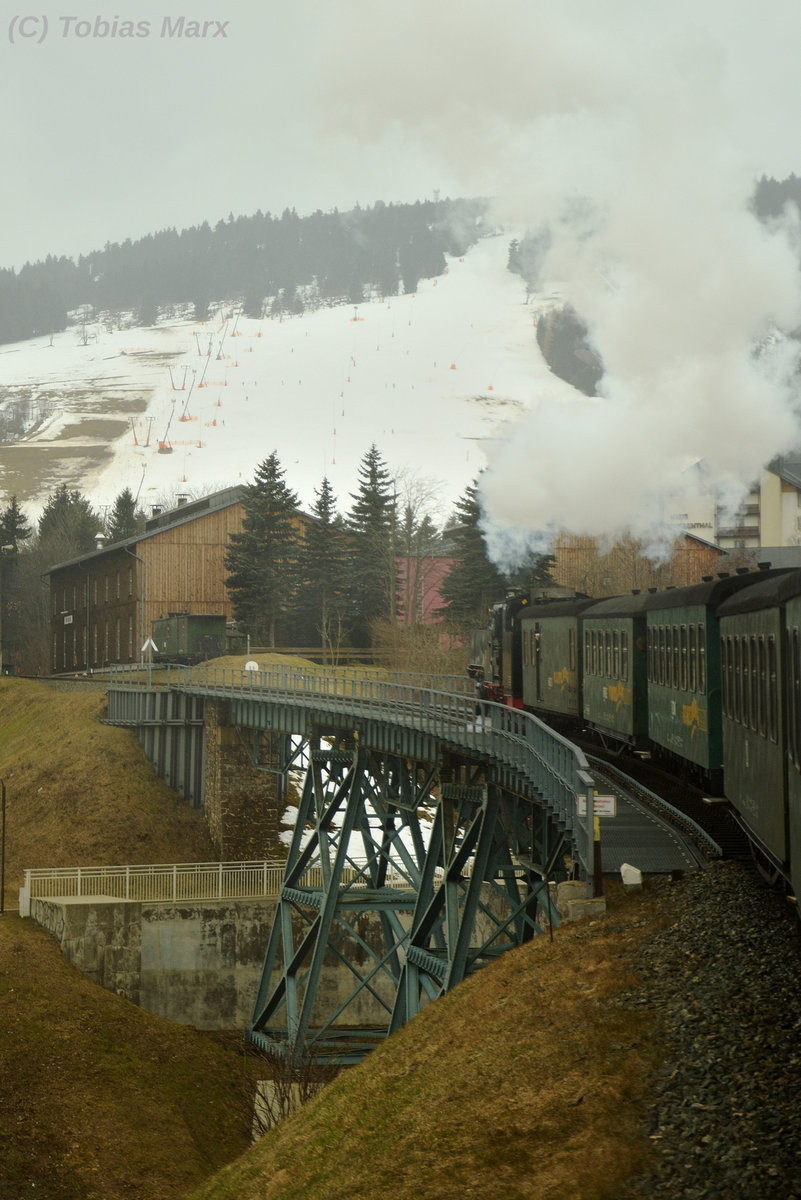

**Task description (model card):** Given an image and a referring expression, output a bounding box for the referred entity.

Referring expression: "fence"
[18,858,426,916]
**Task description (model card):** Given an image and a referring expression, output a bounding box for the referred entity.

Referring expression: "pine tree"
[439,481,506,626]
[295,477,349,661]
[106,487,144,543]
[346,445,396,646]
[224,452,300,647]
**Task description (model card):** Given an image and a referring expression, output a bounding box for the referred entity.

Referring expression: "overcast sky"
[2,1,800,269]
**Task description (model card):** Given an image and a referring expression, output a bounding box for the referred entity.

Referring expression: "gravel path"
[626,861,801,1199]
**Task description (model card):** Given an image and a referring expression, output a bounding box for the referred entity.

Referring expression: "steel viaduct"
[107,663,602,1063]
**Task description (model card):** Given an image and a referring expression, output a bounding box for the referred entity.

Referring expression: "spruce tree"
[439,481,506,626]
[106,487,144,543]
[296,476,348,661]
[0,495,32,549]
[224,452,300,647]
[347,445,396,646]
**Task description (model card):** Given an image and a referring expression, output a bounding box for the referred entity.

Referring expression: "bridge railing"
[18,857,509,916]
[109,662,597,883]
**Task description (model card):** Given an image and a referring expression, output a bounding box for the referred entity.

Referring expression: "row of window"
[647,624,707,695]
[583,628,629,681]
[52,569,135,616]
[54,615,135,670]
[720,633,778,743]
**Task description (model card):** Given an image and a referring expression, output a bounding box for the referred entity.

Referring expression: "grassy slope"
[0,677,216,908]
[0,915,258,1200]
[187,882,669,1200]
[0,677,257,1199]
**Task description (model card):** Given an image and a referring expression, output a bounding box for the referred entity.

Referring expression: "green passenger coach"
[519,598,596,721]
[645,574,773,783]
[581,594,649,745]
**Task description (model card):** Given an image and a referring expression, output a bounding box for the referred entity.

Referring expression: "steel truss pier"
[246,729,577,1064]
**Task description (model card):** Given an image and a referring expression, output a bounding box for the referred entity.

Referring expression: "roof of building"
[44,484,247,576]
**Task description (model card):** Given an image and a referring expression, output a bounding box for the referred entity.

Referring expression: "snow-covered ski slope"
[0,233,562,521]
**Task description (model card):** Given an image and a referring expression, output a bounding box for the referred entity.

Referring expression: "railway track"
[583,743,752,864]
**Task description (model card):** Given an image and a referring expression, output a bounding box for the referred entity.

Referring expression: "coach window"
[569,627,576,673]
[584,631,590,673]
[680,625,688,691]
[646,628,653,681]
[613,631,620,679]
[758,636,767,737]
[689,625,697,692]
[742,636,752,728]
[591,631,598,675]
[658,626,665,685]
[671,626,679,689]
[768,635,778,742]
[749,635,758,732]
[605,631,612,677]
[621,630,629,682]
[720,637,729,716]
[733,637,742,723]
[698,625,706,694]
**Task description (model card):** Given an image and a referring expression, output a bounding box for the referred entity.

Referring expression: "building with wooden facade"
[46,487,249,672]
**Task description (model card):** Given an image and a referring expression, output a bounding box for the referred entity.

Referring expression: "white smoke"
[312,1,801,561]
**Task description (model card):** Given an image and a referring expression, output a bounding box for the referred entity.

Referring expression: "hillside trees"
[0,198,487,347]
[224,452,301,647]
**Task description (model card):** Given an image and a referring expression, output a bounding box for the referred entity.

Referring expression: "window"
[621,630,629,682]
[612,631,620,679]
[768,635,778,743]
[569,627,576,673]
[734,637,742,723]
[665,627,673,687]
[128,566,133,598]
[680,625,688,691]
[698,625,706,695]
[689,625,697,693]
[646,627,653,682]
[658,626,665,686]
[758,636,767,737]
[748,635,758,732]
[605,631,612,677]
[584,631,591,674]
[672,626,680,690]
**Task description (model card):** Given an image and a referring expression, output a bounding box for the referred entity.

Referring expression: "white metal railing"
[17,858,424,916]
[17,857,525,918]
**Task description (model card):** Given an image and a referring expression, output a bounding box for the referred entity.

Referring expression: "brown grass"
[187,881,671,1200]
[0,915,259,1200]
[0,678,216,909]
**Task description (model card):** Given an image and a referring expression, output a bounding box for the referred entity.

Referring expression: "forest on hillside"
[0,198,487,346]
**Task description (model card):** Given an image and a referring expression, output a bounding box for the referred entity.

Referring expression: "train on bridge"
[471,565,801,915]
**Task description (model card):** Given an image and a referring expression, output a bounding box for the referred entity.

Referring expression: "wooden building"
[46,487,250,672]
